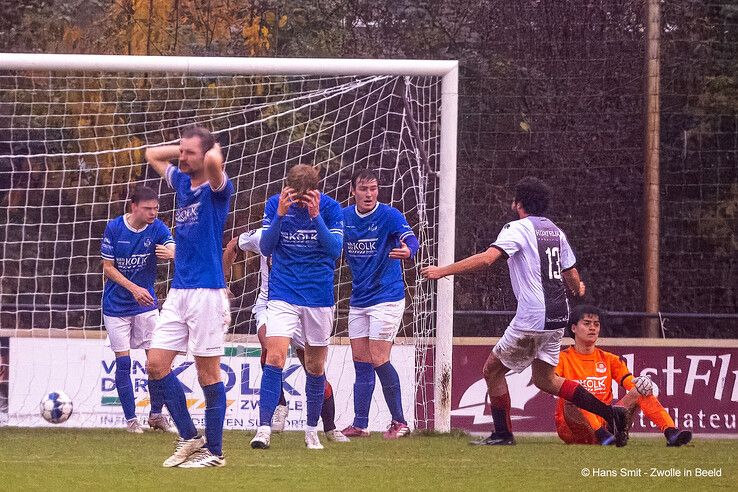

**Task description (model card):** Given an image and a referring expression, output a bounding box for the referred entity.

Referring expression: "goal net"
[0,55,457,432]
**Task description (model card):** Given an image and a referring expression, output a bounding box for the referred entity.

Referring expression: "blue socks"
[156,371,197,440]
[259,364,283,426]
[114,356,136,420]
[375,361,405,424]
[202,382,226,456]
[305,372,326,428]
[353,361,375,429]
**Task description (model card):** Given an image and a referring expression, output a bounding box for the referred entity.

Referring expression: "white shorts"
[348,299,405,341]
[266,300,334,347]
[103,310,158,352]
[151,288,230,357]
[254,309,268,331]
[492,326,565,373]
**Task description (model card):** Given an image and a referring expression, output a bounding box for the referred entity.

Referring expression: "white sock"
[305,425,318,433]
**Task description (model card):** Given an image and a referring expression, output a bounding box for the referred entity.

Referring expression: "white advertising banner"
[8,338,415,432]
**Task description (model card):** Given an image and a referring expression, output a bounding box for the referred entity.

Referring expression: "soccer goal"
[0,54,457,432]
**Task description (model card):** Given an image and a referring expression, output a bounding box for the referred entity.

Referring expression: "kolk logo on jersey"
[281,229,318,245]
[117,253,149,271]
[576,376,607,393]
[175,202,201,226]
[346,238,378,256]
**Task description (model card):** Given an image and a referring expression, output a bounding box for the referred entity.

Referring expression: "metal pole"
[643,0,661,338]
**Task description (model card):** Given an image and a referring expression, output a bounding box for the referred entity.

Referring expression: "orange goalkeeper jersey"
[555,346,634,406]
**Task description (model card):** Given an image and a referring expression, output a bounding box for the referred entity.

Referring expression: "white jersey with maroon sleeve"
[490,216,576,331]
[237,228,269,315]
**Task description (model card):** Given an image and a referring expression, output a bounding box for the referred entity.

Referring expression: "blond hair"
[286,164,320,194]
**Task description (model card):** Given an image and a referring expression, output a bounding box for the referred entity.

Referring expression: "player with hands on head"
[101,185,176,434]
[144,126,234,468]
[422,176,633,447]
[222,228,349,442]
[340,169,419,439]
[250,164,344,450]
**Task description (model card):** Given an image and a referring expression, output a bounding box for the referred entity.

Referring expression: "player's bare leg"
[471,352,515,445]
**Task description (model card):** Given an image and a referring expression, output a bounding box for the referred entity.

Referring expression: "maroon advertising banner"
[451,343,738,435]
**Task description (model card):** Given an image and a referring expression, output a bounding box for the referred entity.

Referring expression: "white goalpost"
[0,54,457,432]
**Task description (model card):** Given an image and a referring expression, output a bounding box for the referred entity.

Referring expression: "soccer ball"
[40,390,73,424]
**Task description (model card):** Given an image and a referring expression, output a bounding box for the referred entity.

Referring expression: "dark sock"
[258,364,283,426]
[321,381,336,432]
[375,361,405,424]
[353,361,375,429]
[114,356,136,421]
[159,372,197,439]
[305,372,326,428]
[489,392,513,436]
[559,380,613,422]
[202,382,226,456]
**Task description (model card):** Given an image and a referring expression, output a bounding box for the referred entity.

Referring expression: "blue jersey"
[343,203,416,308]
[101,216,174,317]
[261,193,343,307]
[166,165,234,289]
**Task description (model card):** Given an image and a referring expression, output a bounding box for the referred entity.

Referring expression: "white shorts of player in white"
[492,325,565,374]
[103,310,158,352]
[254,308,268,332]
[266,300,334,348]
[347,299,405,341]
[151,288,230,357]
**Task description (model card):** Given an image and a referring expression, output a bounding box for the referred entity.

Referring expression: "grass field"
[0,428,735,491]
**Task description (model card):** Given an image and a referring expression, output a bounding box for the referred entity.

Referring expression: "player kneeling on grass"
[250,164,344,450]
[341,169,419,439]
[422,177,633,446]
[556,304,692,447]
[101,185,176,434]
[145,127,234,468]
[223,228,349,442]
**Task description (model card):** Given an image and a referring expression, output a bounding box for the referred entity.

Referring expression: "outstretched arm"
[421,246,503,279]
[145,145,179,178]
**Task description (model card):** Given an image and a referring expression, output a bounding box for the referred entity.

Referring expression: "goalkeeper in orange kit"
[555,305,692,447]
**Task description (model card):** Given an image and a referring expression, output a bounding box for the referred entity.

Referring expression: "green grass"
[0,428,735,491]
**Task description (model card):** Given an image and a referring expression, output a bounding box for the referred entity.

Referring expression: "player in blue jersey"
[249,164,344,450]
[340,169,419,439]
[144,126,234,468]
[422,177,632,447]
[101,185,176,434]
[223,228,349,442]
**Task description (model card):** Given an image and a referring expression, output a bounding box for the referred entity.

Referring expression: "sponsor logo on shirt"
[116,253,149,272]
[576,375,608,393]
[535,229,560,238]
[176,202,201,226]
[346,238,378,256]
[281,229,318,245]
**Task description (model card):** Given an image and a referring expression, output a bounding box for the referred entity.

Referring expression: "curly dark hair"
[514,176,551,215]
